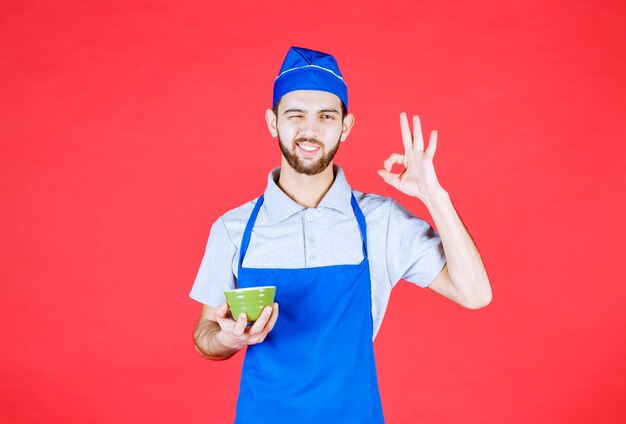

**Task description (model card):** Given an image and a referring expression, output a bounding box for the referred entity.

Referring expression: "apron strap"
[238,195,265,270]
[350,192,368,258]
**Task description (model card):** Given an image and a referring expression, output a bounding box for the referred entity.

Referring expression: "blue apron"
[234,192,385,424]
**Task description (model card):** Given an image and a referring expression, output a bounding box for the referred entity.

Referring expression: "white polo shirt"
[190,164,447,339]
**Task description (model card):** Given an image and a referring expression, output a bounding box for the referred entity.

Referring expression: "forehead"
[279,90,342,111]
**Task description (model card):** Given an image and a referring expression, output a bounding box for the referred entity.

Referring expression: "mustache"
[294,138,322,147]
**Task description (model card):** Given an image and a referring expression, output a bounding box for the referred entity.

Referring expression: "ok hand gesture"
[377,113,442,202]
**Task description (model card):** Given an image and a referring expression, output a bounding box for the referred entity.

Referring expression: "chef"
[190,46,492,423]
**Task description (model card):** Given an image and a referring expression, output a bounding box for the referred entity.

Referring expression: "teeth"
[299,144,319,151]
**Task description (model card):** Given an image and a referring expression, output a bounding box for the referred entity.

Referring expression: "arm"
[423,189,491,309]
[190,216,278,359]
[193,305,239,360]
[193,302,279,361]
[378,112,492,309]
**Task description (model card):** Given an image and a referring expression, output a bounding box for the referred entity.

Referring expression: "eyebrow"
[283,108,340,115]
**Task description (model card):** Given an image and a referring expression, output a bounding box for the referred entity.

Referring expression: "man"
[190,46,492,423]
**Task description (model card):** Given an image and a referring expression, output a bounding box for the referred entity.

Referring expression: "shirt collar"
[263,163,354,223]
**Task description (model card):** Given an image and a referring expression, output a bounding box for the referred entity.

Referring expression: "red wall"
[1,1,625,422]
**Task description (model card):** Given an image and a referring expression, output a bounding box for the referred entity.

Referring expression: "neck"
[277,159,336,208]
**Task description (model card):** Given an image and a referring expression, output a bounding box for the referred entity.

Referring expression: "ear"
[265,109,278,138]
[339,113,355,142]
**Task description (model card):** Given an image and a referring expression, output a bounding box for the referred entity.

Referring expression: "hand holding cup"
[214,301,279,350]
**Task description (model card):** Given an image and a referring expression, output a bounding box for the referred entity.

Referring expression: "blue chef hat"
[273,46,348,112]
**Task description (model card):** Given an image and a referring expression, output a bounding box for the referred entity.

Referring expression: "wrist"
[216,328,241,352]
[215,329,232,349]
[421,186,449,208]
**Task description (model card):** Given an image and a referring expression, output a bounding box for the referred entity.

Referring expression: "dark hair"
[273,99,347,120]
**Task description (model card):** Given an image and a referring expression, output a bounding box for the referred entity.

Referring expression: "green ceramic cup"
[224,286,276,323]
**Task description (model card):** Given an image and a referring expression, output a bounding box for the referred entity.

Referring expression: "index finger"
[232,312,248,336]
[399,112,413,153]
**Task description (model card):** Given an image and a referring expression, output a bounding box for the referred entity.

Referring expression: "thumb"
[377,169,400,189]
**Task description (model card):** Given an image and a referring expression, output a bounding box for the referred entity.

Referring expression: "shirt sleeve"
[189,216,237,306]
[386,198,447,288]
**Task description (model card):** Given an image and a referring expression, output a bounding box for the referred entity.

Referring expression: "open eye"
[321,114,334,120]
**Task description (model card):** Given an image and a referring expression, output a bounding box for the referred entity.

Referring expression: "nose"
[299,117,320,139]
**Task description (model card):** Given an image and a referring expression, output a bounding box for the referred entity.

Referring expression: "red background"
[1,1,625,422]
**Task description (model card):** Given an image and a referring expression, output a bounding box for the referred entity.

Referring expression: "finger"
[383,153,404,172]
[263,303,280,333]
[214,305,235,332]
[216,321,234,338]
[399,112,413,153]
[377,169,401,190]
[214,304,231,326]
[413,115,424,151]
[215,303,228,318]
[425,130,437,157]
[232,312,248,337]
[249,305,273,335]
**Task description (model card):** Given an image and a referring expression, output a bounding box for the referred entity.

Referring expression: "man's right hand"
[214,302,279,350]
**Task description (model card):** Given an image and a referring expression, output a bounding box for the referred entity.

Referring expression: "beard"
[277,131,341,176]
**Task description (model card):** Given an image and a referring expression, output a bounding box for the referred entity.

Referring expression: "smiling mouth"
[296,142,321,156]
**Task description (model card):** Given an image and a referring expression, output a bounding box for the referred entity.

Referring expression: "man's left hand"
[378,112,443,202]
